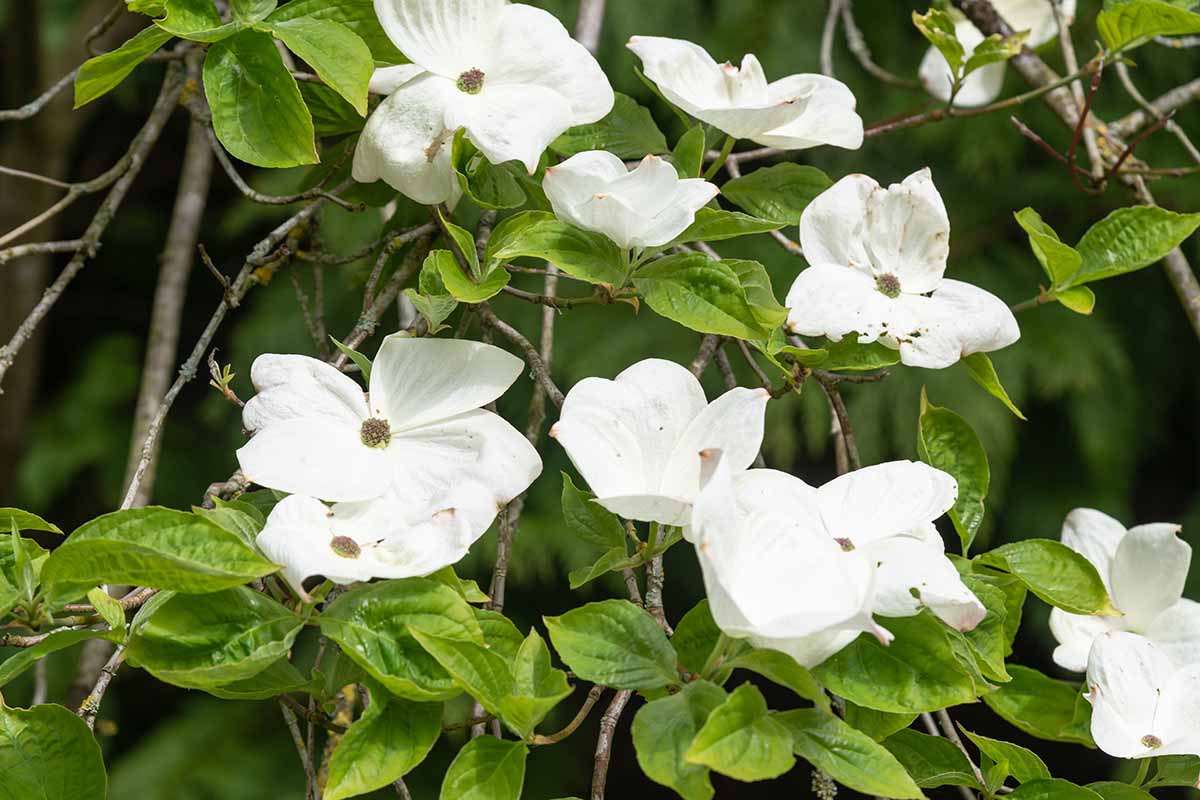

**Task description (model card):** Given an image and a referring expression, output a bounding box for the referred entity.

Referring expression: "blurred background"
[1,0,1198,797]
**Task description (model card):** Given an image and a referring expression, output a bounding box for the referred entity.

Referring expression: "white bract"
[353,0,614,205]
[550,358,769,527]
[785,169,1020,369]
[543,151,719,250]
[257,494,488,596]
[1085,632,1200,758]
[1049,508,1200,672]
[236,335,542,537]
[626,36,863,150]
[919,0,1077,107]
[691,455,985,667]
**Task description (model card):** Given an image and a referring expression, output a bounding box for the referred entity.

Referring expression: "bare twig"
[574,0,606,54]
[0,165,73,190]
[1114,63,1200,165]
[689,334,722,377]
[77,645,125,730]
[0,67,79,122]
[0,239,88,265]
[591,689,633,800]
[332,234,433,363]
[820,0,846,78]
[280,700,319,800]
[534,685,606,745]
[1111,76,1200,139]
[476,305,565,408]
[362,222,438,311]
[841,1,922,88]
[84,1,126,56]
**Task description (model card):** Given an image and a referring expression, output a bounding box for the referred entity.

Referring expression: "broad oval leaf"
[722,163,833,225]
[263,0,406,64]
[1097,0,1200,51]
[1009,779,1106,800]
[550,93,668,160]
[1070,205,1200,286]
[882,728,979,789]
[125,586,304,688]
[961,729,1050,784]
[203,29,318,167]
[780,709,924,798]
[429,249,510,303]
[633,253,770,340]
[632,680,727,800]
[560,473,626,549]
[258,17,372,115]
[0,700,107,800]
[74,25,174,108]
[982,665,1094,746]
[485,211,626,287]
[684,683,795,782]
[917,390,989,554]
[977,539,1116,615]
[439,737,527,800]
[665,207,783,248]
[0,509,60,535]
[544,599,679,690]
[39,507,276,601]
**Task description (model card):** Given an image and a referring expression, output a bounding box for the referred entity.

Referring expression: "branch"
[820,0,846,78]
[574,0,606,54]
[0,239,88,266]
[533,685,605,745]
[0,67,79,122]
[591,689,633,800]
[476,305,565,408]
[0,62,187,389]
[840,1,922,88]
[76,645,125,730]
[1111,75,1200,139]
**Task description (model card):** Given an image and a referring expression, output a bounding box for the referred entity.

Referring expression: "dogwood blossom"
[550,358,769,527]
[919,1,1077,107]
[691,454,985,667]
[236,336,542,532]
[785,169,1020,369]
[353,0,614,204]
[626,35,863,150]
[1085,632,1200,758]
[257,493,489,596]
[543,152,719,249]
[1049,508,1199,672]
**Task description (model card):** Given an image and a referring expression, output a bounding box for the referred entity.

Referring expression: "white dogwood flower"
[257,493,490,596]
[353,0,614,204]
[785,169,1020,369]
[1050,508,1199,672]
[919,0,1077,107]
[549,358,769,527]
[543,152,719,250]
[626,35,863,150]
[1086,632,1200,758]
[691,454,985,667]
[236,336,542,533]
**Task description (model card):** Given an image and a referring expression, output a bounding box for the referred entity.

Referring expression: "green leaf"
[567,546,635,590]
[912,8,965,75]
[411,631,512,718]
[917,389,990,553]
[204,30,317,167]
[666,207,783,247]
[439,737,527,800]
[632,680,728,800]
[204,656,310,700]
[1014,208,1081,286]
[728,649,830,713]
[257,17,372,115]
[961,729,1050,784]
[724,259,789,331]
[560,473,626,549]
[500,630,574,738]
[431,249,510,303]
[1088,782,1158,800]
[299,82,365,137]
[1097,0,1200,51]
[329,337,372,381]
[157,0,240,41]
[962,353,1025,420]
[262,0,406,65]
[429,566,489,604]
[722,163,833,225]
[0,700,107,800]
[1056,286,1096,315]
[550,93,668,160]
[781,709,924,798]
[671,125,707,178]
[485,211,626,287]
[671,600,730,678]
[324,684,442,800]
[319,578,483,701]
[963,30,1027,75]
[1146,756,1200,788]
[474,609,525,663]
[1070,206,1200,286]
[843,702,917,742]
[407,256,459,331]
[814,612,979,713]
[977,539,1116,615]
[127,0,166,14]
[544,599,679,690]
[74,25,174,108]
[0,629,117,688]
[192,504,262,548]
[982,665,1094,746]
[437,211,480,275]
[882,728,979,789]
[1009,779,1105,800]
[451,130,527,210]
[684,683,795,782]
[40,507,277,601]
[0,509,60,535]
[958,576,1012,682]
[633,253,770,340]
[125,586,304,689]
[819,337,901,371]
[87,587,127,639]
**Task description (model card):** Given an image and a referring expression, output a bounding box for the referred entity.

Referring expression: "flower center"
[835,537,855,552]
[875,273,902,298]
[456,68,485,94]
[329,536,361,559]
[359,417,391,448]
[1140,734,1163,749]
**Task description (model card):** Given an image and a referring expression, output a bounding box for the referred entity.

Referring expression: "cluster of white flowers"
[233,0,1197,765]
[1048,509,1200,757]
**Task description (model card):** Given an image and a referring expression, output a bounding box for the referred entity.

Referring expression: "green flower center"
[330,536,361,559]
[456,68,485,94]
[875,273,902,299]
[360,417,391,448]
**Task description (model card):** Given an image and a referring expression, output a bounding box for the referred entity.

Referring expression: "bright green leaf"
[962,352,1025,420]
[725,258,788,331]
[544,599,679,690]
[917,389,990,553]
[258,17,372,115]
[550,93,669,160]
[883,728,979,789]
[728,649,830,713]
[633,253,770,340]
[982,665,1094,746]
[1097,0,1200,51]
[439,737,527,800]
[0,700,107,800]
[913,8,965,74]
[0,629,118,688]
[977,538,1116,615]
[632,680,728,800]
[961,729,1050,784]
[665,208,783,248]
[560,473,626,549]
[684,683,795,782]
[485,211,626,287]
[721,163,833,225]
[1056,286,1096,315]
[263,0,406,64]
[0,510,60,535]
[1009,778,1106,800]
[671,125,707,178]
[843,702,917,742]
[74,25,173,108]
[1070,206,1200,286]
[781,709,924,798]
[1014,208,1081,287]
[427,249,509,303]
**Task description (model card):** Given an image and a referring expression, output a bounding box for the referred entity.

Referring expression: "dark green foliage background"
[2,0,1198,796]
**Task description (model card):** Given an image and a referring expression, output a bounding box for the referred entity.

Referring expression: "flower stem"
[703,136,736,180]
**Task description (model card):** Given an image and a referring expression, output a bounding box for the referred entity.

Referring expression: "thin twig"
[534,685,606,745]
[279,700,320,800]
[476,305,565,408]
[85,1,126,56]
[0,239,88,266]
[689,334,722,377]
[1114,63,1200,165]
[574,0,606,54]
[77,645,125,730]
[841,1,922,88]
[0,165,73,190]
[0,67,80,122]
[820,0,846,77]
[591,689,633,800]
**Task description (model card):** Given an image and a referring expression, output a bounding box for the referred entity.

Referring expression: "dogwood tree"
[2,0,1200,798]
